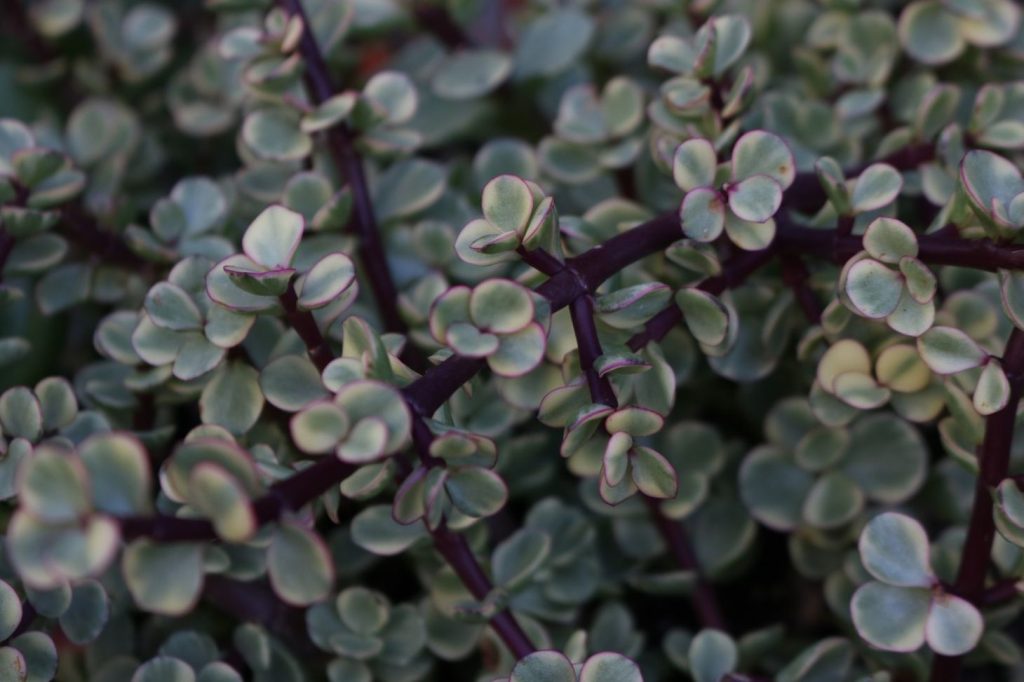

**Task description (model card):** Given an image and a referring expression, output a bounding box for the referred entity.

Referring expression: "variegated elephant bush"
[0,0,1023,681]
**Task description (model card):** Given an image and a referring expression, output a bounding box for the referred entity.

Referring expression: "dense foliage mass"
[0,0,1023,680]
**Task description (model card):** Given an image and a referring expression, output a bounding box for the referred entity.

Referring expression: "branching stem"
[929,328,1024,682]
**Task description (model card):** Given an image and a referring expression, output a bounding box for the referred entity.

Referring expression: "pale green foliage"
[0,0,1023,680]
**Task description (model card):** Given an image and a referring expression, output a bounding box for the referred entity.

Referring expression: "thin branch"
[429,524,536,660]
[125,203,1024,544]
[930,328,1024,682]
[568,294,617,407]
[516,246,564,278]
[202,575,327,660]
[411,2,471,48]
[779,254,822,323]
[645,497,726,630]
[121,455,353,542]
[782,142,935,215]
[279,283,334,371]
[278,0,411,344]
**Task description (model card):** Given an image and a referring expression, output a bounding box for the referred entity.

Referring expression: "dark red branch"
[278,0,412,344]
[569,294,618,407]
[780,254,822,323]
[516,246,564,278]
[121,455,353,542]
[429,525,536,660]
[783,142,935,215]
[645,497,727,630]
[930,328,1024,682]
[203,575,327,660]
[278,284,334,371]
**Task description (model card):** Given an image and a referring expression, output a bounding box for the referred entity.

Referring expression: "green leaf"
[290,402,350,455]
[200,361,264,436]
[606,406,664,436]
[58,580,108,645]
[595,283,673,330]
[373,158,446,222]
[898,257,936,303]
[123,541,204,616]
[242,205,304,269]
[0,581,22,642]
[432,50,512,100]
[960,150,1024,228]
[298,253,356,310]
[859,512,933,587]
[482,175,534,236]
[898,1,963,65]
[731,130,795,188]
[724,211,775,251]
[580,652,642,682]
[514,8,594,79]
[447,322,500,358]
[20,446,90,523]
[832,373,890,410]
[242,109,311,162]
[739,447,813,531]
[802,471,864,529]
[492,529,551,589]
[860,218,917,262]
[709,15,752,76]
[336,418,388,463]
[488,323,546,377]
[334,380,410,455]
[672,138,717,192]
[875,344,931,392]
[301,92,357,133]
[0,387,42,441]
[445,467,508,518]
[206,256,278,313]
[260,355,328,412]
[268,522,334,605]
[851,164,903,213]
[469,279,535,334]
[727,175,782,223]
[189,463,256,543]
[851,581,928,652]
[845,258,903,319]
[973,359,1010,415]
[689,629,737,682]
[631,446,678,499]
[351,505,426,556]
[171,177,227,235]
[10,631,57,682]
[680,188,726,242]
[336,586,390,636]
[0,120,35,175]
[917,326,987,374]
[510,651,576,682]
[0,647,26,682]
[34,377,76,432]
[362,71,417,126]
[131,657,195,682]
[926,593,983,656]
[79,433,152,515]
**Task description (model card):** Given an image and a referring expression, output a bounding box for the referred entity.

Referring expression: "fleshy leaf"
[858,512,934,587]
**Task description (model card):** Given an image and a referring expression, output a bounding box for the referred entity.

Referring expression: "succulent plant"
[0,0,1023,681]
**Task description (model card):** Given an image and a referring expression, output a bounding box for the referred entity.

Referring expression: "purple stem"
[779,254,822,323]
[645,498,727,630]
[429,525,536,660]
[930,328,1024,682]
[278,284,334,371]
[278,0,411,344]
[568,294,618,407]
